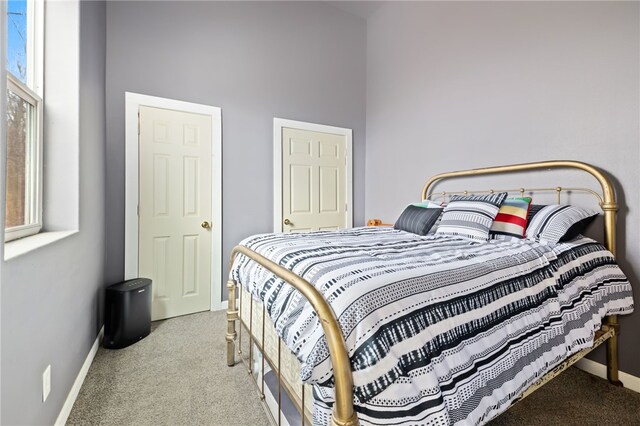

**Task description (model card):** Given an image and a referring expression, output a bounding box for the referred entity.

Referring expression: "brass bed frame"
[226,160,623,426]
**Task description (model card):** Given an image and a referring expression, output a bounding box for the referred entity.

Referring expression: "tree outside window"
[5,0,43,241]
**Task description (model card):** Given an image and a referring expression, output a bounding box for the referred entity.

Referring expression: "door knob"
[201,221,211,229]
[283,218,292,226]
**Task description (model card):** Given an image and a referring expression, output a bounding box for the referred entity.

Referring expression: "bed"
[225,161,634,426]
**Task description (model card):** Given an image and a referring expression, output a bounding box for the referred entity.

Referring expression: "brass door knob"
[283,218,292,226]
[201,221,211,229]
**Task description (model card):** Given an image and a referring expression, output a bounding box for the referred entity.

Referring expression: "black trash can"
[103,278,152,349]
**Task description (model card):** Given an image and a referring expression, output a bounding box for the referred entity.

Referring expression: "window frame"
[5,73,43,242]
[5,0,44,243]
[27,0,44,97]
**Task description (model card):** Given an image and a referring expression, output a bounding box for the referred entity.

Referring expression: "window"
[5,0,43,242]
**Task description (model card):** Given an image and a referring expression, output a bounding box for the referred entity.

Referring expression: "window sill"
[4,230,78,261]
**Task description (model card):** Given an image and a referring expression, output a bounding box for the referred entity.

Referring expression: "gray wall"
[365,2,640,376]
[0,1,106,424]
[105,1,367,299]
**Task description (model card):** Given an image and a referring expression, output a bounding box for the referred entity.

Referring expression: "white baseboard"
[211,300,228,312]
[575,358,640,393]
[55,326,104,426]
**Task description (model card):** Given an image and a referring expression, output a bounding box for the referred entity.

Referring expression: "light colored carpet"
[67,311,269,426]
[68,311,640,425]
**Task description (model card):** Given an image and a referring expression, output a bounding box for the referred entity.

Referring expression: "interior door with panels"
[138,106,212,320]
[282,127,346,232]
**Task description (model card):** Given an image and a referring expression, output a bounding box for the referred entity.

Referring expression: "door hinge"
[137,205,139,216]
[137,112,141,135]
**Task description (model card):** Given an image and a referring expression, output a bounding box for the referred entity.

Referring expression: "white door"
[281,127,347,232]
[138,106,212,320]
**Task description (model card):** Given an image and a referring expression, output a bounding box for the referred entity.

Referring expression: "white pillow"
[525,205,599,244]
[435,193,508,241]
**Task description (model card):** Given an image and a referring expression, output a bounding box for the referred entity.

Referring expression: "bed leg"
[605,315,623,387]
[226,279,238,367]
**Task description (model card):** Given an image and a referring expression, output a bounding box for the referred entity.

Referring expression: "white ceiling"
[325,1,385,20]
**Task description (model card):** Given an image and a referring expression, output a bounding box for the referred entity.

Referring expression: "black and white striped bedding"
[230,227,633,426]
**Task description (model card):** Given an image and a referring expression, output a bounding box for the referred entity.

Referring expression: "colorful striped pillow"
[411,200,445,209]
[490,197,532,240]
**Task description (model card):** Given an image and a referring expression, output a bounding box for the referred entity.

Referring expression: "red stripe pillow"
[489,197,532,240]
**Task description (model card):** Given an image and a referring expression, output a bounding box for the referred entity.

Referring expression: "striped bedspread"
[230,227,633,426]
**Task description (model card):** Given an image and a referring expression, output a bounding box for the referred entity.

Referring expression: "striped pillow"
[526,205,599,244]
[435,193,508,241]
[490,197,532,240]
[526,204,546,224]
[410,200,445,234]
[394,205,443,236]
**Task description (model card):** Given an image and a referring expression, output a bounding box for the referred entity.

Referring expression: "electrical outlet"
[42,365,51,402]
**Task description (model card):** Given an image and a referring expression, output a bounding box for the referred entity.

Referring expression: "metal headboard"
[420,160,618,256]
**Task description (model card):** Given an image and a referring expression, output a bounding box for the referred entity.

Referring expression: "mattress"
[231,226,634,425]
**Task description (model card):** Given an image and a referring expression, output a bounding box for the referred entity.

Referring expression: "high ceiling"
[325,1,385,20]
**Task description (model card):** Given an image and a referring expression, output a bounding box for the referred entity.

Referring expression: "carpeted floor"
[67,311,640,426]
